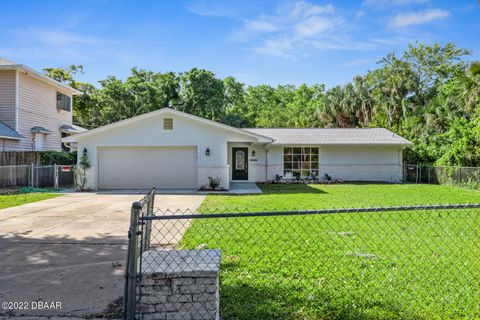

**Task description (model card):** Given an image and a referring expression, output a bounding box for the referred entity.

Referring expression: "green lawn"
[0,193,62,210]
[200,183,480,212]
[177,184,480,319]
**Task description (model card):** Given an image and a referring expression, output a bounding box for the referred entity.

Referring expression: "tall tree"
[178,68,225,120]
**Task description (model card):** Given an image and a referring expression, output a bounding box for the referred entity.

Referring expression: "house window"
[163,118,173,130]
[57,92,71,112]
[283,147,319,178]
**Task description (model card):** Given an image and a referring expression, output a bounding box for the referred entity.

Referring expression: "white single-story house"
[63,108,412,190]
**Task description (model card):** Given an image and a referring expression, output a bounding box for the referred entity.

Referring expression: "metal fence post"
[53,164,59,190]
[124,201,142,320]
[143,188,155,251]
[30,163,34,188]
[458,167,462,186]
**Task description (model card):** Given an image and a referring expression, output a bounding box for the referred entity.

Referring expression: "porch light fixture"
[205,148,210,156]
[251,150,256,157]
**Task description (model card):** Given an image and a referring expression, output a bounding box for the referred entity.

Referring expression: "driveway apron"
[0,192,205,318]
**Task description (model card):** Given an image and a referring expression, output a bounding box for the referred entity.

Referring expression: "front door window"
[235,151,245,170]
[232,147,248,180]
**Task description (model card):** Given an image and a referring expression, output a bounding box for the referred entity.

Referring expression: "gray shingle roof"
[243,128,412,145]
[0,120,23,139]
[31,126,51,133]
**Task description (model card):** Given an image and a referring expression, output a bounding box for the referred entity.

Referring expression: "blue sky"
[1,0,479,88]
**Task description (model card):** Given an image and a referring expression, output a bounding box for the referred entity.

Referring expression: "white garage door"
[98,147,197,190]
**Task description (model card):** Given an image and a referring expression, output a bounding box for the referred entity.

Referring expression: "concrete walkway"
[228,182,263,194]
[0,192,205,318]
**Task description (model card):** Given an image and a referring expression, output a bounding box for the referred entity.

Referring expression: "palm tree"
[352,75,374,126]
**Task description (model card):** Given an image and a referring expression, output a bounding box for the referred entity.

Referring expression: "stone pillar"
[139,249,221,320]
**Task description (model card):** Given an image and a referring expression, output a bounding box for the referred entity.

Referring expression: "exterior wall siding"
[198,166,230,190]
[261,145,404,182]
[0,70,16,129]
[76,113,260,190]
[15,71,73,151]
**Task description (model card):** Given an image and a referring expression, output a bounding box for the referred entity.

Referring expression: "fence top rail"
[405,164,480,169]
[0,164,31,168]
[137,187,156,208]
[0,164,76,168]
[141,203,480,221]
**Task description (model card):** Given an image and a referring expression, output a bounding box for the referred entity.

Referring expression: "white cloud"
[235,2,349,58]
[294,16,340,37]
[254,38,296,59]
[0,27,108,62]
[289,2,335,18]
[389,9,450,28]
[11,28,101,46]
[185,1,236,17]
[356,10,366,18]
[245,19,278,32]
[363,0,429,7]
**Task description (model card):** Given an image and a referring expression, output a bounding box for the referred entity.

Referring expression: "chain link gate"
[123,188,156,320]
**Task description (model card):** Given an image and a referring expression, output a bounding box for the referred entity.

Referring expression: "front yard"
[0,192,62,210]
[200,183,480,211]
[178,184,480,319]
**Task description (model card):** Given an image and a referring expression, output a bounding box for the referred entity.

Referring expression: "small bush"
[208,177,221,191]
[324,173,332,181]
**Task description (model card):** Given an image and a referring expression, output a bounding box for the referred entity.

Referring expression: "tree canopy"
[44,42,480,167]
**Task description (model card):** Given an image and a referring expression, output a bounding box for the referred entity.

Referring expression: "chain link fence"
[0,164,75,189]
[404,164,480,190]
[124,189,480,320]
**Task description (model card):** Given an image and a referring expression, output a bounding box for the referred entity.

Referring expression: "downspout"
[265,148,268,181]
[15,70,19,131]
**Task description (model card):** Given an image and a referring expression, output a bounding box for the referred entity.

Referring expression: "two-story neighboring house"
[0,58,85,152]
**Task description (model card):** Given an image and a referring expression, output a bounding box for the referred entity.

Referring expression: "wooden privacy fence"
[0,164,76,189]
[0,151,42,166]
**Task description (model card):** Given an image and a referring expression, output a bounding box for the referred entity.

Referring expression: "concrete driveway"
[0,192,205,318]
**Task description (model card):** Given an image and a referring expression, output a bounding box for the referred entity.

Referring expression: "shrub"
[208,177,221,191]
[75,148,91,191]
[40,151,77,165]
[324,173,332,181]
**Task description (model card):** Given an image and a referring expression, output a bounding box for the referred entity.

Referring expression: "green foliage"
[46,42,480,167]
[76,148,91,191]
[208,176,221,191]
[178,68,225,120]
[39,151,77,165]
[436,118,480,166]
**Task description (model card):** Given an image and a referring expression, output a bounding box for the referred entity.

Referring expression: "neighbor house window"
[163,118,173,130]
[57,92,71,112]
[283,147,319,178]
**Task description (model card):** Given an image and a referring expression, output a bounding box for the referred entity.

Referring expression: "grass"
[0,192,62,210]
[200,183,480,211]
[178,184,480,319]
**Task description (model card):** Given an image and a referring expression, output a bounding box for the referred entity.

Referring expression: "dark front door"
[232,147,248,180]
